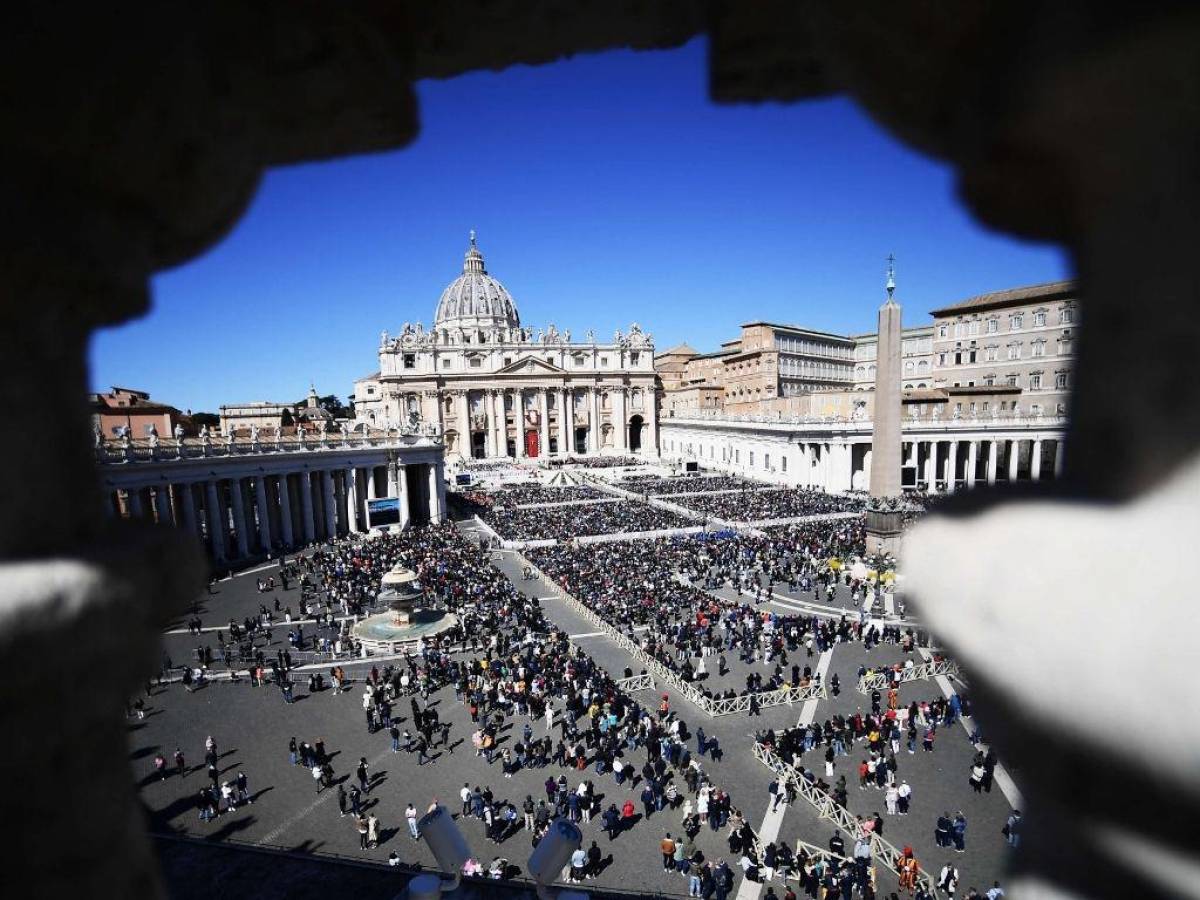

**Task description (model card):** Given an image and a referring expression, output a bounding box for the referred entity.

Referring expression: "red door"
[525,430,540,458]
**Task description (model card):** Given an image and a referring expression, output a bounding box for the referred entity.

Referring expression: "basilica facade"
[353,233,659,461]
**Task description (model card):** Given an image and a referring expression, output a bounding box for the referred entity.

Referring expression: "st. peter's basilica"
[353,233,659,460]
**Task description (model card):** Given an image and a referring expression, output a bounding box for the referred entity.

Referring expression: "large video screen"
[367,497,401,528]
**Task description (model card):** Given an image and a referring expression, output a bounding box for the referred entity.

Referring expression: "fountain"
[351,564,457,655]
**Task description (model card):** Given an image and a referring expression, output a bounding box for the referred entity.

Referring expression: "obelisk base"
[865,509,904,557]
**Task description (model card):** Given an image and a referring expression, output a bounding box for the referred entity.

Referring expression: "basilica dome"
[433,232,521,330]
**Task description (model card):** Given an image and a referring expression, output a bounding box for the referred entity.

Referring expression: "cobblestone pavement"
[134,519,1016,898]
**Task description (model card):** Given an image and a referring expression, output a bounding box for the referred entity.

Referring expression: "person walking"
[337,785,348,817]
[952,812,968,853]
[406,802,419,840]
[1004,810,1022,848]
[357,813,370,850]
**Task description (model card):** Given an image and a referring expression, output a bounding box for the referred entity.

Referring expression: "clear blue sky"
[90,37,1068,413]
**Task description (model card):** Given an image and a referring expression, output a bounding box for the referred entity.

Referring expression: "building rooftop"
[654,342,699,358]
[739,321,853,342]
[930,279,1076,316]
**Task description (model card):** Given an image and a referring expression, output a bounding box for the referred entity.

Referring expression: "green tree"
[191,411,220,428]
[280,408,294,427]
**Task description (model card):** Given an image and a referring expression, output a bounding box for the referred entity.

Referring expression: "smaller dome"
[433,231,521,330]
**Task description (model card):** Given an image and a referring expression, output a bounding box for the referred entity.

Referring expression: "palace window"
[1033,310,1047,327]
[749,452,755,466]
[1060,307,1075,325]
[1010,314,1024,330]
[937,353,947,366]
[630,351,640,365]
[985,345,999,362]
[764,453,770,469]
[600,356,609,367]
[403,353,415,369]
[937,324,948,338]
[1032,340,1046,357]
[1007,374,1019,387]
[1059,335,1072,354]
[1056,371,1069,389]
[366,386,375,395]
[986,318,999,334]
[781,457,787,472]
[1029,372,1043,390]
[1007,343,1021,360]
[469,357,482,368]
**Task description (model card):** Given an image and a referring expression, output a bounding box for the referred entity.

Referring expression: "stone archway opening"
[628,414,644,452]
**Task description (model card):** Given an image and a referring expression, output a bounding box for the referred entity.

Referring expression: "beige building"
[354,233,659,460]
[852,325,934,391]
[930,280,1078,418]
[219,386,337,434]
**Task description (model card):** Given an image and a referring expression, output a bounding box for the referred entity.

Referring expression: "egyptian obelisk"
[866,255,903,555]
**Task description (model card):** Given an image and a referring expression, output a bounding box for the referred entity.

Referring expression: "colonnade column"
[538,389,550,458]
[946,441,958,494]
[1008,439,1021,481]
[299,472,315,543]
[205,480,226,561]
[153,485,172,525]
[966,441,978,488]
[255,476,273,551]
[228,478,250,558]
[559,388,571,457]
[277,475,295,547]
[1031,439,1043,481]
[1054,439,1065,478]
[986,440,998,485]
[346,467,361,532]
[366,467,378,500]
[925,442,939,494]
[180,483,198,537]
[495,390,508,457]
[321,470,336,537]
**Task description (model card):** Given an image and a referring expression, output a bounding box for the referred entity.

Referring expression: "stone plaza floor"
[134,517,1018,899]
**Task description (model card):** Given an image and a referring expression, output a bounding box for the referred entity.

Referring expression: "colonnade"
[105,453,447,565]
[662,422,1066,494]
[445,384,656,459]
[904,436,1063,493]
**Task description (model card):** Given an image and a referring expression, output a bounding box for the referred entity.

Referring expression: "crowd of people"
[625,475,760,496]
[547,455,643,468]
[489,483,612,506]
[676,488,866,523]
[527,526,913,700]
[484,500,695,542]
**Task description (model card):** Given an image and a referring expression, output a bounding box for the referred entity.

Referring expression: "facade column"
[457,390,470,460]
[645,387,659,456]
[321,469,336,537]
[966,441,978,488]
[154,484,172,525]
[986,440,998,485]
[1008,439,1021,481]
[614,388,627,452]
[179,482,198,536]
[346,467,361,532]
[946,441,958,494]
[924,442,938,494]
[514,390,526,459]
[495,390,508,457]
[277,475,295,547]
[796,443,809,487]
[427,461,445,523]
[484,391,495,458]
[590,387,601,453]
[366,467,378,500]
[1031,439,1043,481]
[228,477,250,558]
[559,388,571,457]
[254,476,273,551]
[299,472,315,543]
[205,480,227,561]
[538,388,550,458]
[396,462,411,529]
[1054,439,1065,478]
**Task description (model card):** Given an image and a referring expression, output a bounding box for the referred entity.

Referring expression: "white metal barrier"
[857,658,962,693]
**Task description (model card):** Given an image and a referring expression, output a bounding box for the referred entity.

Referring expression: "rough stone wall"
[4,2,1199,898]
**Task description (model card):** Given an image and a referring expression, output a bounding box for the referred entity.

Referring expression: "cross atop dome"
[463,229,485,274]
